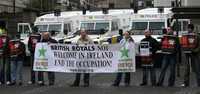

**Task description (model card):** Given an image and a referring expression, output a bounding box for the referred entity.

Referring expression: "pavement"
[0,67,200,94]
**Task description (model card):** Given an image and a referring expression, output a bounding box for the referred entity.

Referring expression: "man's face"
[80,30,87,38]
[124,31,130,39]
[144,31,151,37]
[42,32,50,40]
[167,27,172,34]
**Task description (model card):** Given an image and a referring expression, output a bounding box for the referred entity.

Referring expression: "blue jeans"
[157,54,176,86]
[0,57,10,83]
[10,58,23,83]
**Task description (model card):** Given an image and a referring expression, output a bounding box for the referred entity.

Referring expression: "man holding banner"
[37,32,57,86]
[112,31,135,87]
[71,29,94,87]
[27,29,41,85]
[139,30,159,86]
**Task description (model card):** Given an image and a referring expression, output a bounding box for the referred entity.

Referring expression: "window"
[49,24,62,36]
[79,22,109,35]
[49,24,62,32]
[149,22,165,30]
[36,25,48,32]
[81,23,95,30]
[64,23,71,35]
[95,22,109,31]
[132,22,148,30]
[24,25,31,34]
[182,21,189,31]
[111,21,119,31]
[146,1,153,7]
[18,25,23,33]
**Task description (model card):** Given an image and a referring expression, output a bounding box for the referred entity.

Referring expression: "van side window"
[64,24,71,35]
[111,21,119,31]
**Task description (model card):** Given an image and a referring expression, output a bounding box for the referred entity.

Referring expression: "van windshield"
[131,21,164,35]
[80,22,109,35]
[36,24,62,36]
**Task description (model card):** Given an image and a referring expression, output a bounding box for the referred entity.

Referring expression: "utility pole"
[40,0,43,12]
[13,0,16,16]
[175,0,181,78]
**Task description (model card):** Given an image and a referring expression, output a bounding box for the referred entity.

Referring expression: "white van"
[64,9,134,44]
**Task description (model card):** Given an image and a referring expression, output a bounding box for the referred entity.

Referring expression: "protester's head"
[188,24,194,33]
[80,29,87,39]
[162,28,167,35]
[166,27,173,35]
[144,29,152,38]
[124,31,131,39]
[42,32,50,40]
[119,29,123,36]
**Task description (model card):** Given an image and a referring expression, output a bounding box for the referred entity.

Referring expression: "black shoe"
[151,83,156,87]
[83,84,89,87]
[125,83,130,87]
[168,84,174,87]
[156,83,163,86]
[19,82,23,86]
[70,84,79,87]
[49,82,54,86]
[112,83,119,87]
[9,82,16,86]
[140,83,147,86]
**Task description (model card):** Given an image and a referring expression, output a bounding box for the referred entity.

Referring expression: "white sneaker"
[28,81,33,84]
[38,81,44,86]
[6,81,11,85]
[0,82,2,85]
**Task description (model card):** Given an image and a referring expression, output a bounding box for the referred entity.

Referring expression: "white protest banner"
[34,43,135,73]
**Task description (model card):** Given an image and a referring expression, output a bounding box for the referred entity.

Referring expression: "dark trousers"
[38,72,55,84]
[157,54,176,86]
[113,72,130,85]
[142,67,156,85]
[0,58,11,83]
[30,54,36,83]
[73,73,90,85]
[184,54,200,86]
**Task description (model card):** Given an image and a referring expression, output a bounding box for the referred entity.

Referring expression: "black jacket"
[140,36,159,55]
[28,33,41,54]
[41,38,57,43]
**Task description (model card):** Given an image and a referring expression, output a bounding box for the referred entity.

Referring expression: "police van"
[18,11,83,56]
[63,9,133,44]
[129,8,190,67]
[34,11,83,41]
[129,8,190,54]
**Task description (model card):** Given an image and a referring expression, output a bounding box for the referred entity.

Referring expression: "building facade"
[154,0,200,7]
[0,0,37,36]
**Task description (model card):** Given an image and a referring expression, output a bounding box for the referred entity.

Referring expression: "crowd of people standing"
[0,23,200,88]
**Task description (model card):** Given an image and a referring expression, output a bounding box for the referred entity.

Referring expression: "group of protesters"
[0,23,200,88]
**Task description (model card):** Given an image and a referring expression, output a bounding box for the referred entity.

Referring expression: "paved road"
[0,67,200,94]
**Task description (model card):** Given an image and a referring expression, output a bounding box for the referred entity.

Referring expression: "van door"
[18,23,32,40]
